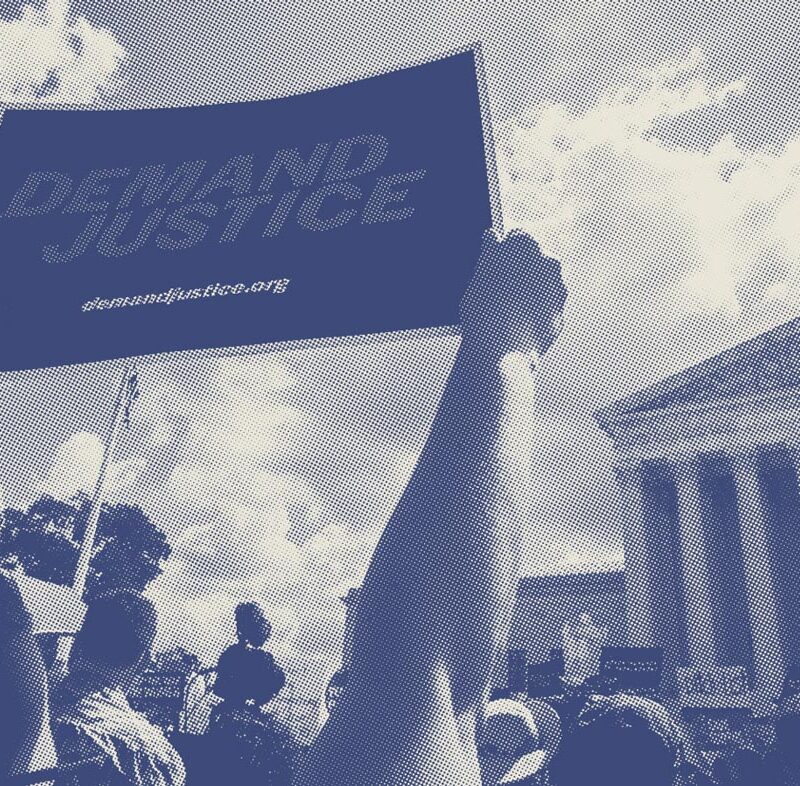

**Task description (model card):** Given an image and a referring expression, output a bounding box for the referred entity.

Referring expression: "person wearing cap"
[476,698,561,786]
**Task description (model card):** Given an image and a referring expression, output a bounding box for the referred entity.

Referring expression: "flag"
[122,366,140,429]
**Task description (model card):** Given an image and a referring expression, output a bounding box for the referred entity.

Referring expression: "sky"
[1,0,799,693]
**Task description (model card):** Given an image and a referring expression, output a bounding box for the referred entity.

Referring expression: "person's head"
[235,602,271,648]
[550,694,679,786]
[71,591,157,687]
[477,699,548,785]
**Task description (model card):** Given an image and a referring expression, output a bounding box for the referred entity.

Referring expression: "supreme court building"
[595,317,800,706]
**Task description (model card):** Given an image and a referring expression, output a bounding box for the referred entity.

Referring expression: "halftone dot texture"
[478,699,540,755]
[3,0,800,783]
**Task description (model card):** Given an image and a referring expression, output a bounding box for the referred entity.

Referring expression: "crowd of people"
[4,566,800,786]
[3,231,800,786]
[0,574,297,786]
[481,687,800,786]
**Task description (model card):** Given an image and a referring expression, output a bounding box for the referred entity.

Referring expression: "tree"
[0,493,171,601]
[0,498,79,585]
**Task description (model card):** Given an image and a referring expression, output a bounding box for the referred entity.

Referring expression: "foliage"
[0,492,171,601]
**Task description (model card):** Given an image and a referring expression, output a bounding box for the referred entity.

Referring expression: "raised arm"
[298,230,567,786]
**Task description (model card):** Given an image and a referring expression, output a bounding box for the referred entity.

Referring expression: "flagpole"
[72,363,134,599]
[54,363,135,673]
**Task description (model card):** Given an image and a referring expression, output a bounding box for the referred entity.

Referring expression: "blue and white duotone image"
[1,2,799,785]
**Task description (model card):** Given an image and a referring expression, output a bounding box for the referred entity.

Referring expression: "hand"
[460,229,567,362]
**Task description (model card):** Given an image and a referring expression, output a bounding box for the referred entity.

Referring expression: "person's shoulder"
[49,678,100,727]
[252,648,280,667]
[218,642,245,663]
[52,715,98,756]
[241,647,283,677]
[250,711,297,757]
[218,643,276,674]
[216,642,250,676]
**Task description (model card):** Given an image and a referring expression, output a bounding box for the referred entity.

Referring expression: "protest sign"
[677,665,752,709]
[599,646,664,692]
[0,50,496,372]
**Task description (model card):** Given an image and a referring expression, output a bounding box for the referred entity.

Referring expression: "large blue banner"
[0,50,495,372]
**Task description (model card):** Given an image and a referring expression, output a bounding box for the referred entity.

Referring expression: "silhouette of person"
[203,602,294,786]
[296,229,568,786]
[213,602,285,707]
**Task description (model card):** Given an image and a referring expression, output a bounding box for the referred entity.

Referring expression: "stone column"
[731,450,785,708]
[672,458,718,667]
[615,463,655,647]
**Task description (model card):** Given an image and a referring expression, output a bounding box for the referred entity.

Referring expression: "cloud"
[42,431,102,499]
[484,48,800,585]
[300,524,379,597]
[506,47,798,312]
[107,457,148,498]
[499,48,747,304]
[39,431,147,503]
[173,505,303,584]
[146,517,362,671]
[495,47,800,415]
[0,0,126,103]
[140,350,420,691]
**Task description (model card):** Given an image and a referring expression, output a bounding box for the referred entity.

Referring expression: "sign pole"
[72,364,133,598]
[54,364,134,672]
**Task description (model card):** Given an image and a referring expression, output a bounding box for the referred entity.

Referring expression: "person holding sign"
[296,229,567,786]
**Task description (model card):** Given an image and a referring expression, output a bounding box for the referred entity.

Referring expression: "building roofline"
[517,569,625,598]
[594,314,800,426]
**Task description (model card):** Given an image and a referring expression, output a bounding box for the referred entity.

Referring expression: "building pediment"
[596,316,800,424]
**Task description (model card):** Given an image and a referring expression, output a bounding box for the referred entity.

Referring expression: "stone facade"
[595,316,800,705]
[506,570,627,666]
